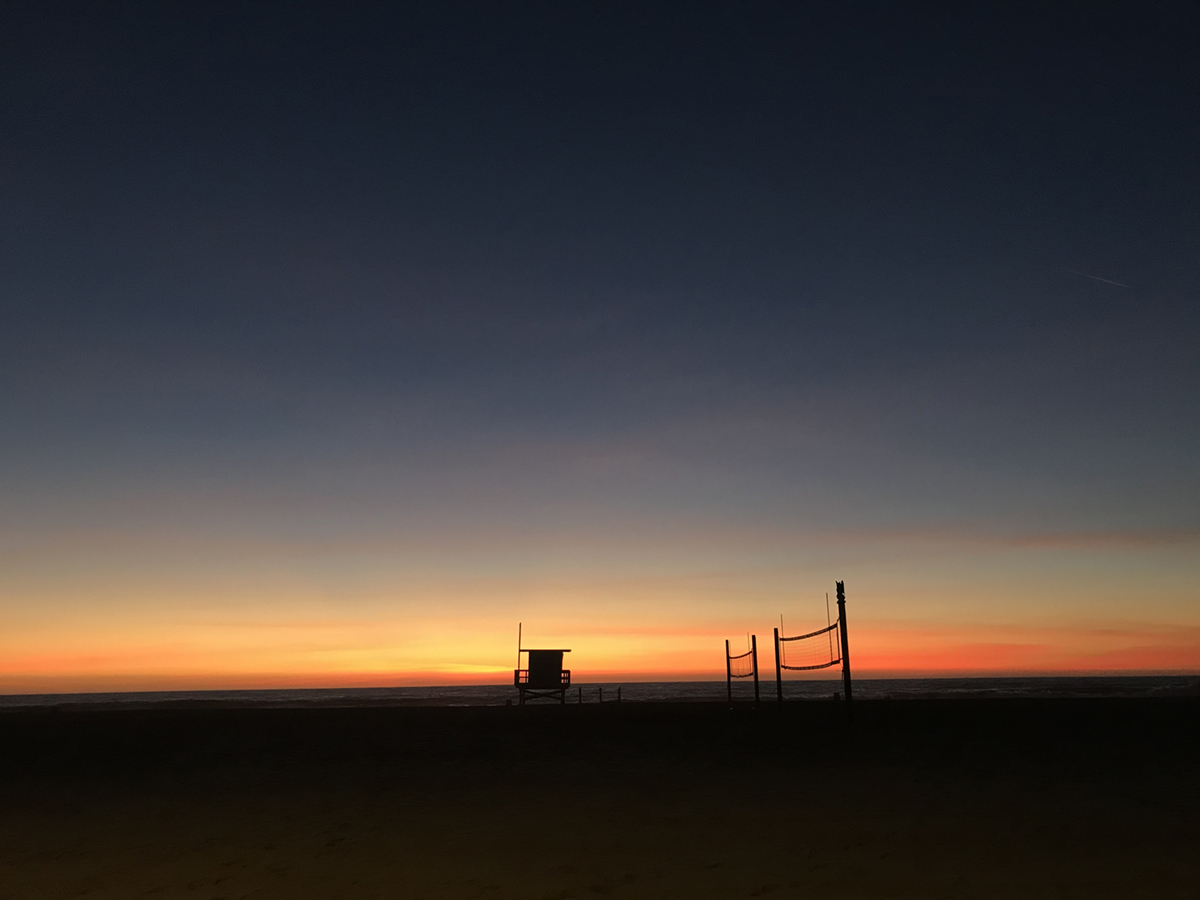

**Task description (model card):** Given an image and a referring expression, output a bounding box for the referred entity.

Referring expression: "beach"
[1,697,1197,898]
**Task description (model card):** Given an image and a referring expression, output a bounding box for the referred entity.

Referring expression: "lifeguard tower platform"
[514,627,571,705]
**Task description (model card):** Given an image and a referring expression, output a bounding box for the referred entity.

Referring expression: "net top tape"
[778,620,839,642]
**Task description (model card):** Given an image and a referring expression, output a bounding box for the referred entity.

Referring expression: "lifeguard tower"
[513,624,571,705]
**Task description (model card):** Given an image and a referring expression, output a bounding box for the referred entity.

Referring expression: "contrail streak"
[1063,267,1129,288]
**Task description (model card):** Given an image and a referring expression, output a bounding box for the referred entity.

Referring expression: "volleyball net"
[777,620,841,671]
[725,636,761,704]
[727,646,756,678]
[770,582,852,712]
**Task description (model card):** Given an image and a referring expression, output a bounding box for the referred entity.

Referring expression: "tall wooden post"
[773,627,783,704]
[836,580,852,722]
[725,639,732,704]
[752,634,760,706]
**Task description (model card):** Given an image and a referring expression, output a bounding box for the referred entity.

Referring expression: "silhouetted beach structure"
[513,623,571,705]
[725,635,759,705]
[774,580,853,720]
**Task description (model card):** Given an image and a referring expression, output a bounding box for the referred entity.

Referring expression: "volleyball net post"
[725,639,732,704]
[836,580,852,723]
[752,634,760,706]
[773,627,783,705]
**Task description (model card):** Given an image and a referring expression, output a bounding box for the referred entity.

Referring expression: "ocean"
[2,675,1197,708]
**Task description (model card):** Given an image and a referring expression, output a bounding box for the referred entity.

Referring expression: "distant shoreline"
[2,674,1197,708]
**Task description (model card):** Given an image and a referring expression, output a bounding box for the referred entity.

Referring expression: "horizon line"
[3,669,1198,698]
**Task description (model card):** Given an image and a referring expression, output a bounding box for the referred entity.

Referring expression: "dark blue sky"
[1,2,1197,686]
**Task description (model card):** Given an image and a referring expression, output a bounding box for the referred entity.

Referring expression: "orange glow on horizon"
[2,619,1197,694]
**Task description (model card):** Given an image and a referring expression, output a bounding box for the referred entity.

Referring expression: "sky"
[1,1,1198,692]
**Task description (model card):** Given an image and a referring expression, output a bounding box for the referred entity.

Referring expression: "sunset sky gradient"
[2,2,1197,691]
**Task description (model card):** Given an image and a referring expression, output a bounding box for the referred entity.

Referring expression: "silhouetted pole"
[516,622,523,705]
[726,639,732,704]
[752,634,760,706]
[773,627,783,705]
[836,580,852,723]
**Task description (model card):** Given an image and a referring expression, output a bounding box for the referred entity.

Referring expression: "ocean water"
[2,675,1197,708]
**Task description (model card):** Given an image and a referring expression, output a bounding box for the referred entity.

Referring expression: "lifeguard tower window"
[527,650,565,689]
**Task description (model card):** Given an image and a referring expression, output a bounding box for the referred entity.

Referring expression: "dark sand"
[1,697,1197,899]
